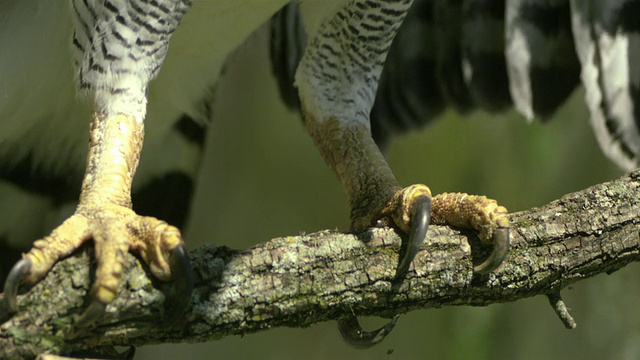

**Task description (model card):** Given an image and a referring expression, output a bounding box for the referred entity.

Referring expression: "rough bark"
[1,170,638,359]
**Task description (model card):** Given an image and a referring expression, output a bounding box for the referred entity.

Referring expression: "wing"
[270,0,640,169]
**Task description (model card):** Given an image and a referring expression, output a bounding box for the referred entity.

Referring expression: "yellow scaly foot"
[3,115,192,327]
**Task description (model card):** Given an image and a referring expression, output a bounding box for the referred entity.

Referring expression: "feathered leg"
[295,0,509,348]
[4,0,194,327]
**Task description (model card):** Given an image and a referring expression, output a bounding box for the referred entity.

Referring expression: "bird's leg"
[295,0,509,348]
[4,0,193,326]
[304,114,510,347]
[3,113,192,326]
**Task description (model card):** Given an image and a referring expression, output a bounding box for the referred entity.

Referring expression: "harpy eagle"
[0,0,638,351]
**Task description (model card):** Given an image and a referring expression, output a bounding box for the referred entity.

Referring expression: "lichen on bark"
[0,170,638,359]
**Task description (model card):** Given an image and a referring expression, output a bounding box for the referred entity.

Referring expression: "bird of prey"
[1,0,510,346]
[0,0,638,352]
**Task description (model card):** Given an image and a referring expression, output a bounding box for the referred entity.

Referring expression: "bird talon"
[337,314,400,349]
[395,194,431,281]
[161,243,193,327]
[3,258,33,312]
[431,192,510,273]
[473,226,510,274]
[74,300,107,329]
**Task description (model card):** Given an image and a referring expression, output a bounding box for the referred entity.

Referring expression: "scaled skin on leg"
[295,0,510,348]
[3,0,194,327]
[305,115,510,348]
[4,114,192,326]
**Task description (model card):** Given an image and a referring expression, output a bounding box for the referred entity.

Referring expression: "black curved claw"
[394,195,431,281]
[75,300,107,328]
[337,314,400,349]
[473,226,510,274]
[3,258,33,312]
[161,243,193,327]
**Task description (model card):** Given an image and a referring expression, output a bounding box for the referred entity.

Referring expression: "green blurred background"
[137,26,639,360]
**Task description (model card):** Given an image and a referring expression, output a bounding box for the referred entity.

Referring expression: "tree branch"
[1,170,639,359]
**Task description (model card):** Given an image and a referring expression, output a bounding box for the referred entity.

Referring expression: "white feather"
[571,0,639,170]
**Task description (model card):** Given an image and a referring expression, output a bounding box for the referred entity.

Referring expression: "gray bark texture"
[1,170,639,359]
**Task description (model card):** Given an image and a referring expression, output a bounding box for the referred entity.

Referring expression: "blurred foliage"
[136,26,639,360]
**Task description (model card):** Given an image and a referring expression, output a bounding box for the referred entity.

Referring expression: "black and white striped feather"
[271,0,640,169]
[506,0,581,120]
[571,0,640,170]
[460,0,512,112]
[371,0,444,149]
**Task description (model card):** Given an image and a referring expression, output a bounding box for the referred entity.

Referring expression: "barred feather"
[506,0,581,120]
[432,0,474,113]
[370,0,444,149]
[270,0,639,169]
[460,0,512,111]
[571,0,639,170]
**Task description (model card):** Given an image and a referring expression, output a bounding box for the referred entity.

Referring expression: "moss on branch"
[1,170,638,359]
